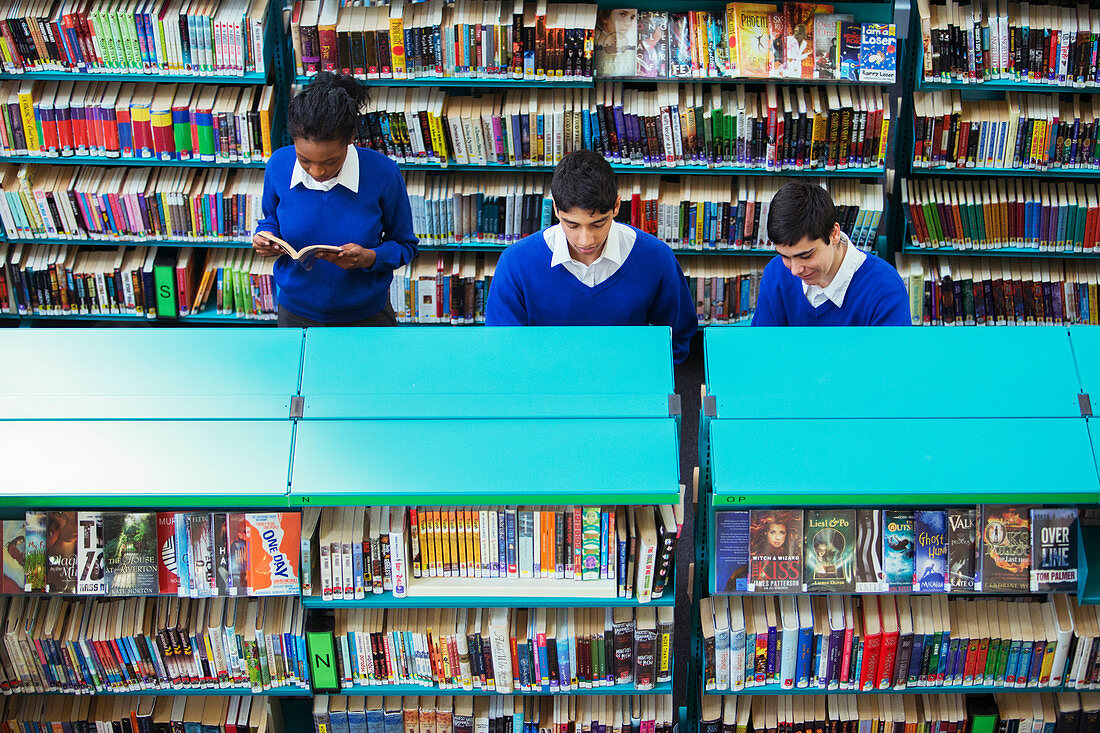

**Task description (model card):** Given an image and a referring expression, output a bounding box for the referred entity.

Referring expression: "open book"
[256,231,342,268]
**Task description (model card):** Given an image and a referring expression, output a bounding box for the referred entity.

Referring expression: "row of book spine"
[680,256,765,326]
[896,254,1100,328]
[700,691,1100,733]
[390,253,494,326]
[0,0,271,75]
[902,178,1100,253]
[0,80,275,163]
[0,694,281,733]
[700,593,1081,694]
[311,694,675,733]
[323,605,671,693]
[355,83,889,172]
[292,0,597,81]
[0,595,307,695]
[915,0,1100,87]
[912,91,1100,171]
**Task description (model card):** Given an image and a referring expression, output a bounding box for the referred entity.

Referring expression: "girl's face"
[293,137,352,183]
[766,523,786,549]
[609,9,636,35]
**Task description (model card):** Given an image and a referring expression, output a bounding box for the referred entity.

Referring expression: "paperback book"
[913,510,947,592]
[76,511,104,595]
[102,512,158,595]
[156,512,180,594]
[858,23,896,83]
[855,509,886,593]
[748,509,802,592]
[23,511,46,593]
[781,2,818,78]
[668,13,692,77]
[882,510,915,592]
[636,12,668,77]
[837,21,862,81]
[982,505,1034,592]
[946,508,977,592]
[228,513,249,596]
[812,14,851,79]
[45,511,77,594]
[1030,508,1078,592]
[803,509,855,592]
[734,4,773,78]
[1,520,24,594]
[595,8,638,77]
[186,512,215,597]
[246,513,301,596]
[714,510,750,593]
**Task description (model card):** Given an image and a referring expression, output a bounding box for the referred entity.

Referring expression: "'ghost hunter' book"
[103,512,159,595]
[1030,508,1078,592]
[882,510,915,592]
[946,508,977,592]
[748,509,802,592]
[804,509,855,592]
[714,510,750,594]
[981,505,1034,593]
[913,510,947,592]
[855,509,886,593]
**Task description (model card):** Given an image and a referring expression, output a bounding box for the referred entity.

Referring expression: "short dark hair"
[551,150,618,214]
[767,182,838,247]
[288,72,369,144]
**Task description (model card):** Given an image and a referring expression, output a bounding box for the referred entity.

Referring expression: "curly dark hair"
[288,72,369,143]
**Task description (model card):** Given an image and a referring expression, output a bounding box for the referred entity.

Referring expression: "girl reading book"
[252,72,418,326]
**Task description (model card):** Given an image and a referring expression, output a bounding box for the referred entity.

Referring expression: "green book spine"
[174,119,191,157]
[1077,202,1088,249]
[153,255,177,317]
[107,11,128,69]
[197,123,215,159]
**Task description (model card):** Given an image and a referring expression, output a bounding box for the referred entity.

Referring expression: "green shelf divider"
[335,682,672,696]
[397,162,886,177]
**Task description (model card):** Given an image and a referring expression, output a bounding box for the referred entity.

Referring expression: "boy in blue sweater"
[486,151,698,362]
[751,182,911,326]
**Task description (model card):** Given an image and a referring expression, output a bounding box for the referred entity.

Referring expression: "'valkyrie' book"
[1030,507,1078,592]
[804,509,855,592]
[748,509,802,592]
[946,508,977,592]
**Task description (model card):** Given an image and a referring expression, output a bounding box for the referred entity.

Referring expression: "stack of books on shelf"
[301,503,681,602]
[680,255,767,325]
[291,0,598,81]
[598,4,896,83]
[895,254,1100,327]
[0,81,276,163]
[320,606,672,692]
[0,164,263,242]
[701,692,1100,733]
[0,595,308,693]
[911,91,1100,172]
[902,178,1100,253]
[311,695,676,733]
[3,511,301,596]
[0,695,284,733]
[712,506,1078,595]
[915,0,1100,87]
[355,83,889,171]
[700,593,1080,692]
[0,243,277,320]
[390,252,496,325]
[0,0,272,75]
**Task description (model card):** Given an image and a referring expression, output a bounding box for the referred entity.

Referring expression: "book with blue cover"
[714,510,750,593]
[883,510,915,592]
[858,23,896,83]
[914,510,947,592]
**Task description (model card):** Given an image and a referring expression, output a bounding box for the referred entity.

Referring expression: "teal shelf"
[4,237,252,249]
[8,309,273,325]
[298,75,592,88]
[915,46,1100,93]
[0,71,270,84]
[1068,327,1100,398]
[704,683,1064,695]
[300,585,675,608]
[417,243,776,256]
[613,76,888,86]
[910,164,1100,177]
[397,162,886,177]
[36,686,310,696]
[335,681,672,696]
[0,155,266,168]
[1079,524,1100,605]
[902,244,1100,258]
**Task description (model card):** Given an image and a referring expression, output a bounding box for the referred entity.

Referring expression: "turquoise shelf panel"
[0,155,266,168]
[902,244,1100,258]
[0,329,302,419]
[5,237,252,249]
[709,418,1099,506]
[910,165,1100,178]
[290,418,679,506]
[35,687,310,696]
[1080,524,1100,605]
[397,162,886,177]
[704,327,1080,419]
[915,46,1100,94]
[335,681,671,695]
[0,71,270,83]
[0,420,292,507]
[298,327,674,419]
[1067,327,1100,398]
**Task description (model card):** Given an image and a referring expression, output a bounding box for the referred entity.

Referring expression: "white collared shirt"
[803,232,866,309]
[289,144,360,193]
[545,221,636,287]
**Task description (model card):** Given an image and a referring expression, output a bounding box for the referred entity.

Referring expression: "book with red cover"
[875,595,900,689]
[857,597,881,691]
[156,512,180,594]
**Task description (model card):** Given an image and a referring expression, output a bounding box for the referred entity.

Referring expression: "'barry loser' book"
[714,510,749,594]
[748,509,802,592]
[804,509,855,592]
[1030,507,1078,592]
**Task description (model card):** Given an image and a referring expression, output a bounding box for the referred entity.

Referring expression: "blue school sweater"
[751,252,912,326]
[256,145,418,323]
[485,225,698,362]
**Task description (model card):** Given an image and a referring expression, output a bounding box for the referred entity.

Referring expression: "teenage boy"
[486,150,698,362]
[751,182,911,326]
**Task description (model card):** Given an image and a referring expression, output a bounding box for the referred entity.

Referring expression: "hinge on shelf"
[1080,393,1093,418]
[667,394,682,417]
[703,395,717,418]
[290,395,305,418]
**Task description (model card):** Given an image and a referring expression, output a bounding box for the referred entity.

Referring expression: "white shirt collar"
[802,232,866,309]
[290,144,359,193]
[545,221,636,288]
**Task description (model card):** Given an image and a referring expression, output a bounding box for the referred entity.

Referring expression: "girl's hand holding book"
[316,243,377,270]
[252,232,284,257]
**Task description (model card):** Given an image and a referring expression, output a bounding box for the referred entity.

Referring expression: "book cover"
[213,513,230,596]
[714,510,750,593]
[228,513,248,596]
[882,510,915,592]
[804,509,855,592]
[855,509,885,593]
[782,2,817,78]
[23,511,46,592]
[636,12,667,77]
[595,8,637,77]
[981,505,1034,593]
[858,23,896,83]
[668,13,692,77]
[735,4,775,78]
[2,520,24,594]
[748,509,802,592]
[186,512,215,597]
[103,512,159,595]
[156,512,180,594]
[1030,508,1078,592]
[837,21,861,81]
[812,13,851,79]
[246,512,301,596]
[913,510,947,592]
[947,508,977,592]
[76,512,104,596]
[708,11,732,75]
[45,511,78,594]
[766,12,786,77]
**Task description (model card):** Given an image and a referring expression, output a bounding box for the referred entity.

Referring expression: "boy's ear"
[830,222,842,245]
[612,195,622,218]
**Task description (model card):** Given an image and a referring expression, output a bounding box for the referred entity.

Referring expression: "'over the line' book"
[1030,507,1078,592]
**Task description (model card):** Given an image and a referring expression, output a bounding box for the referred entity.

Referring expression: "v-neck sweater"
[486,225,698,362]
